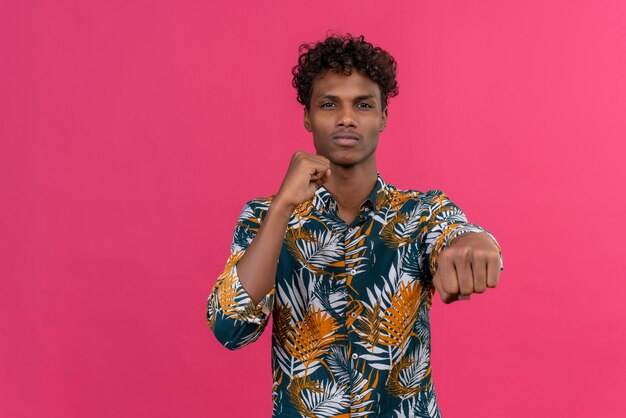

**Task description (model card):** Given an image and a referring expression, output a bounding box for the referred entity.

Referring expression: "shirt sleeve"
[422,190,503,279]
[206,199,276,350]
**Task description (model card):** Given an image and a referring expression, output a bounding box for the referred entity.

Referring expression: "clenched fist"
[274,151,331,209]
[432,232,502,303]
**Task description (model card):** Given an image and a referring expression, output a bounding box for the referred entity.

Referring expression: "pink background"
[2,1,625,417]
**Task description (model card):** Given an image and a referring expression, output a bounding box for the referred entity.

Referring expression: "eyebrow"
[316,94,378,102]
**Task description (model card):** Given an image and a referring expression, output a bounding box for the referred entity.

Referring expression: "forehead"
[311,69,381,100]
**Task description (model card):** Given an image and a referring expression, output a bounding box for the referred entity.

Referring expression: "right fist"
[275,151,331,209]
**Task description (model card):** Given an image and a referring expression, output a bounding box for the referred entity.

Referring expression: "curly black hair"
[292,32,399,112]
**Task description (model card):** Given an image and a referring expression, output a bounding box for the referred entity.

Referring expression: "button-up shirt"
[207,172,503,417]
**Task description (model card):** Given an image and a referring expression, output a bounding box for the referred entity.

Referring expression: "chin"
[331,156,364,168]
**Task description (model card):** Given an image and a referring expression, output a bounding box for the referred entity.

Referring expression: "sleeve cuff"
[224,263,275,324]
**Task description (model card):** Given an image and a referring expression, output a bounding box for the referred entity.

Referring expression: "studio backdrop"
[1,1,625,417]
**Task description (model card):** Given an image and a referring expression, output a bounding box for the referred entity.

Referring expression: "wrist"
[270,196,296,218]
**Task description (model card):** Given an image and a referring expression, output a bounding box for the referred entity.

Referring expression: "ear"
[380,107,388,132]
[304,107,312,132]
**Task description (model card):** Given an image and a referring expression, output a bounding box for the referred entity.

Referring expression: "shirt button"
[351,353,358,360]
[355,394,362,400]
[350,312,357,318]
[349,269,357,275]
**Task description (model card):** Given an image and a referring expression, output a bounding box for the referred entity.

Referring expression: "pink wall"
[2,1,625,417]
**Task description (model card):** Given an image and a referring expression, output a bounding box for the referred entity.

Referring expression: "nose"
[337,107,356,128]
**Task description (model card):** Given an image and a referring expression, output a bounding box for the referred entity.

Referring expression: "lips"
[332,137,359,146]
[331,132,360,147]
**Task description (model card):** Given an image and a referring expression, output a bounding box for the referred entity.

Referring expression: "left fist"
[432,232,502,303]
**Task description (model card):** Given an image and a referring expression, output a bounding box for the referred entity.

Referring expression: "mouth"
[331,132,360,147]
[331,137,359,147]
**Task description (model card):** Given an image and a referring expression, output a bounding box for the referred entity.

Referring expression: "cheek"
[311,133,325,150]
[311,123,331,140]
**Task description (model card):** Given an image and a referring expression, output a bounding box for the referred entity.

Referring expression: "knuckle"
[442,282,456,295]
[438,249,452,263]
[445,246,467,261]
[473,249,488,260]
[490,274,500,287]
[460,246,472,260]
[317,158,330,168]
[459,288,472,296]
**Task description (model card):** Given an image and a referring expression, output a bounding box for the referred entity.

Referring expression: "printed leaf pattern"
[207,173,503,417]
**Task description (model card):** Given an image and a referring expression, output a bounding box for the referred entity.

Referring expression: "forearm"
[236,198,294,305]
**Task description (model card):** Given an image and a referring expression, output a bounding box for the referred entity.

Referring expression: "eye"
[358,103,374,108]
[321,102,335,108]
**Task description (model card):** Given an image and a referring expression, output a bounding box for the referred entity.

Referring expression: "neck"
[323,161,378,211]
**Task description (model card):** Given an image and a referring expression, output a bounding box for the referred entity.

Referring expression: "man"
[207,33,503,417]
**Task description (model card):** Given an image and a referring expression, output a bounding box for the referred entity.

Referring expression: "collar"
[312,172,390,215]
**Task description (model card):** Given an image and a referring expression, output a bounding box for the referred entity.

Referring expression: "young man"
[207,33,503,417]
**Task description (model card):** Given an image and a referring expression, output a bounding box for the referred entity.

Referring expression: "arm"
[206,198,293,350]
[206,151,331,349]
[422,190,503,303]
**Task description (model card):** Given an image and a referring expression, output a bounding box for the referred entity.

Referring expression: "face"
[304,69,388,168]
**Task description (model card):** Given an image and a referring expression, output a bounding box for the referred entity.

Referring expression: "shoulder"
[237,195,276,221]
[384,182,447,207]
[246,194,275,210]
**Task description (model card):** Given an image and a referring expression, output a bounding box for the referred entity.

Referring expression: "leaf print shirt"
[207,172,503,418]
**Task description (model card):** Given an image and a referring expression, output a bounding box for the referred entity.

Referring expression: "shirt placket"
[339,204,373,410]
